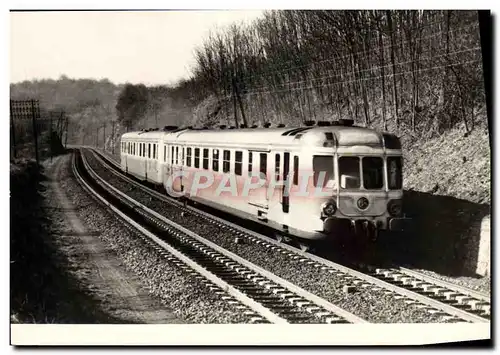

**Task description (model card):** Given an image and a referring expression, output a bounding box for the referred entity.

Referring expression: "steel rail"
[74,151,287,324]
[81,149,367,324]
[397,267,490,302]
[89,148,489,323]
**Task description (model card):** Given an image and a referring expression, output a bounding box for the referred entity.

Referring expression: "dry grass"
[403,124,490,205]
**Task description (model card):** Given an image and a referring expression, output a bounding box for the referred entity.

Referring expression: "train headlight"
[388,199,402,217]
[322,201,337,217]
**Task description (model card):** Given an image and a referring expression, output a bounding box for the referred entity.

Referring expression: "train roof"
[121,126,401,149]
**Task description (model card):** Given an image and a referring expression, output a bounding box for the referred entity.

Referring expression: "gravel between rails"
[66,153,255,323]
[84,150,454,323]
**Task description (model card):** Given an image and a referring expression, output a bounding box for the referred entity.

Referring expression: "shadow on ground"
[373,190,490,277]
[10,158,130,324]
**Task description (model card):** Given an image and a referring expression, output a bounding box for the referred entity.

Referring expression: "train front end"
[294,126,412,243]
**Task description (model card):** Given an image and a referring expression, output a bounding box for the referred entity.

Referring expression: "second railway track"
[86,148,490,323]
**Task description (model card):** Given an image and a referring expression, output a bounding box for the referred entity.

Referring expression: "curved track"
[90,148,490,323]
[75,149,367,324]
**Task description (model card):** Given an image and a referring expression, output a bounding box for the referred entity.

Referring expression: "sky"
[10,10,264,86]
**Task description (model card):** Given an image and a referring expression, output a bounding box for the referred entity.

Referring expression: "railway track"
[74,149,366,324]
[88,148,490,323]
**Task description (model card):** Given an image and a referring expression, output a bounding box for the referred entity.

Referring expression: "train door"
[282,152,290,213]
[153,142,159,181]
[248,151,270,220]
[180,146,185,192]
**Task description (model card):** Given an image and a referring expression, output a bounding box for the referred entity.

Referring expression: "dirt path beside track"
[42,154,181,323]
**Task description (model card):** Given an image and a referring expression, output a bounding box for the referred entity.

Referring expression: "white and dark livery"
[120,120,411,244]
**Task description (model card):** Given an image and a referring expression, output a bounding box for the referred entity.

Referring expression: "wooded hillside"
[182,10,486,141]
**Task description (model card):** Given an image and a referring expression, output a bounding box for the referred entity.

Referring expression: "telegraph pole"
[49,112,53,162]
[31,100,40,166]
[10,100,17,159]
[103,123,106,151]
[111,120,116,154]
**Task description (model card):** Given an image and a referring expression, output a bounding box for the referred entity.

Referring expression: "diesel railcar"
[120,121,411,247]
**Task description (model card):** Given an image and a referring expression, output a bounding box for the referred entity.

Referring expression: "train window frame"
[186,147,192,167]
[203,148,209,170]
[152,144,156,159]
[194,148,200,168]
[313,155,335,188]
[362,157,384,190]
[387,156,403,190]
[212,149,219,172]
[248,152,253,176]
[275,153,281,181]
[223,150,231,173]
[338,156,360,189]
[235,151,243,176]
[259,153,267,179]
[293,156,299,186]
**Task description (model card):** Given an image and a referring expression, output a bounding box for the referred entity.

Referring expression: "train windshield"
[387,156,403,189]
[362,157,384,189]
[338,157,361,189]
[313,155,335,188]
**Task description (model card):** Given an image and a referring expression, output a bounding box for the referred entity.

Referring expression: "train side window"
[175,146,179,165]
[182,147,185,166]
[235,151,242,176]
[147,144,150,158]
[186,147,192,167]
[152,144,155,159]
[212,149,219,171]
[313,155,335,188]
[248,152,253,176]
[387,157,402,190]
[203,148,209,170]
[275,153,281,180]
[223,150,231,173]
[259,153,267,179]
[293,156,299,185]
[194,148,200,168]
